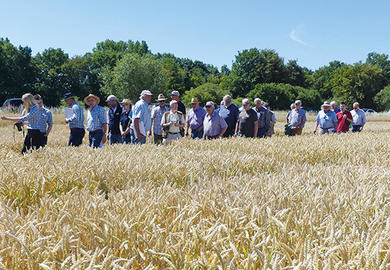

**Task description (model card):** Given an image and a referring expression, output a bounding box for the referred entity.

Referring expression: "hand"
[44,132,49,137]
[343,114,347,119]
[174,122,180,127]
[313,130,316,134]
[102,134,107,144]
[1,116,6,120]
[196,127,203,132]
[137,133,144,139]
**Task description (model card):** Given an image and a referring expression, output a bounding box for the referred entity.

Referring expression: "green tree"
[247,83,295,110]
[366,52,390,85]
[182,83,230,106]
[101,53,168,102]
[331,63,385,108]
[374,85,390,111]
[285,60,306,87]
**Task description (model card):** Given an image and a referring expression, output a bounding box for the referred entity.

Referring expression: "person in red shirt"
[336,102,353,133]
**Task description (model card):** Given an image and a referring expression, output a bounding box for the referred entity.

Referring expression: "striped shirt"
[66,101,84,129]
[19,105,53,133]
[86,105,107,131]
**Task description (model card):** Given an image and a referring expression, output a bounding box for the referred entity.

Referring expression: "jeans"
[319,127,335,135]
[122,135,132,144]
[89,131,104,148]
[223,125,235,137]
[257,127,267,138]
[22,129,46,154]
[109,133,123,144]
[131,132,147,145]
[68,128,85,147]
[352,125,362,133]
[191,129,204,139]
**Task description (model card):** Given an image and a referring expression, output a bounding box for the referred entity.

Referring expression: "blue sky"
[1,0,389,70]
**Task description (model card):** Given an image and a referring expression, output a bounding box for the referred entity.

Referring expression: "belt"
[168,132,180,134]
[71,128,84,131]
[89,129,103,134]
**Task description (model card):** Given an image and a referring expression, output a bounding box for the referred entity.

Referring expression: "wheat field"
[0,112,389,269]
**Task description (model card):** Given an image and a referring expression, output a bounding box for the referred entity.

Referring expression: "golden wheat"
[0,112,389,269]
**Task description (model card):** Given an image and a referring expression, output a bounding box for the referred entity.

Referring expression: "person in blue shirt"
[131,90,153,144]
[119,99,133,144]
[84,94,108,148]
[314,102,338,135]
[1,93,49,153]
[64,92,85,147]
[218,95,239,137]
[34,94,53,146]
[106,95,123,145]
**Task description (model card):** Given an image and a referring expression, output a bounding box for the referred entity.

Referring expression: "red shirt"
[336,110,352,132]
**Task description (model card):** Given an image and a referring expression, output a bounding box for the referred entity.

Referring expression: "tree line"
[1,37,390,110]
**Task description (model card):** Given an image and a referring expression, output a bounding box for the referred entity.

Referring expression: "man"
[203,101,227,139]
[253,98,270,138]
[64,92,85,146]
[351,102,366,132]
[218,95,239,137]
[106,95,123,144]
[336,102,353,133]
[131,90,152,144]
[235,99,258,138]
[170,91,186,116]
[119,99,133,144]
[151,94,169,144]
[161,100,185,143]
[289,100,306,135]
[314,102,338,135]
[331,101,340,114]
[34,94,53,146]
[264,103,276,137]
[84,94,108,148]
[286,103,296,124]
[185,97,206,139]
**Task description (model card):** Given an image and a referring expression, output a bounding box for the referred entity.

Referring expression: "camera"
[14,122,23,132]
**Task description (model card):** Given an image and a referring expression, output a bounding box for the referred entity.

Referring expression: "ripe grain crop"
[0,112,389,269]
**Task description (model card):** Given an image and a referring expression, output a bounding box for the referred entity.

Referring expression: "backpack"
[162,111,185,138]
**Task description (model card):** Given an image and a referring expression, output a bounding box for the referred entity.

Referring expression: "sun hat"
[120,99,132,105]
[242,98,250,106]
[140,90,153,97]
[170,100,178,106]
[156,94,167,101]
[191,97,199,104]
[322,101,331,107]
[205,101,214,107]
[170,90,180,96]
[84,94,100,104]
[105,95,118,102]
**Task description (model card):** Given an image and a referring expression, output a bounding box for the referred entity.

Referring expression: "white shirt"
[351,109,366,126]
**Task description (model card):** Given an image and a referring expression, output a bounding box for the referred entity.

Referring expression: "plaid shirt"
[86,105,107,131]
[19,105,53,133]
[66,101,84,129]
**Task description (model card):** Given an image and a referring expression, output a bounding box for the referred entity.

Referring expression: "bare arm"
[253,121,258,137]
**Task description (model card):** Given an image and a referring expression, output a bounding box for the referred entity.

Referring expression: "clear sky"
[1,0,389,70]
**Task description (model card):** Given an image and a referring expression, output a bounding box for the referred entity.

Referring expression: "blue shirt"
[290,108,307,127]
[151,105,169,135]
[19,105,52,133]
[219,103,239,128]
[186,106,207,130]
[316,110,337,129]
[131,99,152,133]
[252,106,270,129]
[351,109,366,126]
[203,111,228,137]
[66,101,84,129]
[86,105,107,131]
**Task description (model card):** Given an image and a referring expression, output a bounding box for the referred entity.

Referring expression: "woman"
[1,93,48,153]
[119,99,133,144]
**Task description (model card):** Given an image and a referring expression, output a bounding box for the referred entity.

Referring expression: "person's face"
[170,103,178,112]
[340,104,346,111]
[159,100,166,107]
[224,97,231,105]
[332,104,337,110]
[206,105,214,114]
[171,95,179,101]
[324,106,330,112]
[144,95,152,104]
[123,103,130,111]
[108,99,117,108]
[65,98,74,106]
[191,102,198,109]
[36,99,43,109]
[255,101,262,108]
[87,98,97,108]
[244,103,250,110]
[295,103,301,109]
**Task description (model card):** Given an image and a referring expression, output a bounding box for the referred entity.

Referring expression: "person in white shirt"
[161,100,185,144]
[351,102,366,132]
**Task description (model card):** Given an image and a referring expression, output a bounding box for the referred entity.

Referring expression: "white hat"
[205,101,214,107]
[170,91,180,96]
[242,98,250,105]
[170,100,178,106]
[105,95,118,102]
[140,90,153,97]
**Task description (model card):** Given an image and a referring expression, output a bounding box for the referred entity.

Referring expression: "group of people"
[0,90,368,153]
[285,100,366,136]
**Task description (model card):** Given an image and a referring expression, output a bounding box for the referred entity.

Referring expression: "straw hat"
[156,94,167,101]
[191,97,199,104]
[84,94,100,104]
[322,101,331,107]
